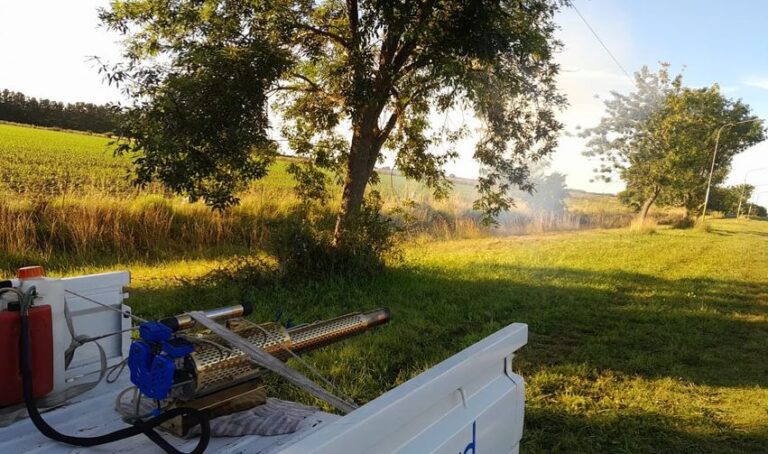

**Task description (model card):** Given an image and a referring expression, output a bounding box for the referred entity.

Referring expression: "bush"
[671,216,695,229]
[629,217,657,234]
[269,192,399,280]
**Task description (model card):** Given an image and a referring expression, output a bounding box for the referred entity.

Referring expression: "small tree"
[746,203,768,217]
[524,172,568,213]
[99,0,567,246]
[709,184,754,216]
[583,64,765,221]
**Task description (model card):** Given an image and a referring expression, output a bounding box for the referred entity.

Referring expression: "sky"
[2,0,768,200]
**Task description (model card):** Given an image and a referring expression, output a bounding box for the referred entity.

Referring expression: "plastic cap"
[17,266,45,279]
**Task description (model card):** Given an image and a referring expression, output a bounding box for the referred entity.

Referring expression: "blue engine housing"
[128,321,195,401]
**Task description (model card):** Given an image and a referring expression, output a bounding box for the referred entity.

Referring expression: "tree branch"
[346,0,359,40]
[375,87,409,146]
[296,23,348,48]
[389,0,438,74]
[398,53,430,77]
[275,75,345,104]
[290,73,322,91]
[379,110,400,143]
[378,27,401,71]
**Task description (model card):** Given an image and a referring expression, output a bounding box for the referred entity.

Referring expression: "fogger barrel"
[160,304,254,332]
[184,308,391,397]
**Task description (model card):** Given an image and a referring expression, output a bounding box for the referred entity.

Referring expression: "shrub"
[629,217,657,234]
[269,192,399,280]
[671,216,695,229]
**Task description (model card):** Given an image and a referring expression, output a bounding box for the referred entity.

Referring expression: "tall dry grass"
[496,210,634,236]
[1,169,649,270]
[2,191,639,268]
[0,189,300,266]
[629,217,658,234]
[384,196,636,241]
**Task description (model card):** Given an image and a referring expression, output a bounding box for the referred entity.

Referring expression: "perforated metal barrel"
[187,308,390,396]
[187,322,288,396]
[286,308,390,352]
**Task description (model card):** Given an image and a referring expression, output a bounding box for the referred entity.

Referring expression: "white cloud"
[742,78,768,91]
[0,0,123,104]
[547,2,635,194]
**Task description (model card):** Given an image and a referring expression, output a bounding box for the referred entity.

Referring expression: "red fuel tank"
[0,305,53,406]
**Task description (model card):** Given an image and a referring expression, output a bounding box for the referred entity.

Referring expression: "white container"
[15,267,131,397]
[284,323,528,454]
[61,271,132,381]
[17,268,68,396]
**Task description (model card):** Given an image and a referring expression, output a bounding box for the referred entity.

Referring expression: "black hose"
[19,295,211,454]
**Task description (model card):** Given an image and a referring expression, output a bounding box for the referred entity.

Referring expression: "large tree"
[99,0,567,244]
[583,64,765,221]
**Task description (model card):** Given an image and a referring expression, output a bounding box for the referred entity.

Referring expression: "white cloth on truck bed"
[116,392,319,438]
[186,398,318,437]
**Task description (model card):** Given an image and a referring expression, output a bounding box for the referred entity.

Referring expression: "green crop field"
[0,122,296,196]
[0,122,477,202]
[0,122,620,210]
[0,122,132,196]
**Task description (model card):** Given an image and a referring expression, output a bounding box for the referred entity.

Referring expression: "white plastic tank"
[16,266,68,396]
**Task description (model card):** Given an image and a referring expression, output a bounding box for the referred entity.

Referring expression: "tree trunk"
[333,123,381,246]
[639,188,660,223]
[332,61,395,245]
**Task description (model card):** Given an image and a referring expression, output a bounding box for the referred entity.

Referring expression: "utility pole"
[702,119,764,222]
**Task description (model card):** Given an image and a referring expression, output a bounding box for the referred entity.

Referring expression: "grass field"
[0,122,637,270]
[2,122,767,451]
[0,121,472,200]
[0,121,620,208]
[24,218,766,453]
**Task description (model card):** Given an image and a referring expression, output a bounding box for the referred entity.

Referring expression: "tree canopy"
[583,64,765,220]
[523,171,568,213]
[99,0,568,243]
[709,184,754,217]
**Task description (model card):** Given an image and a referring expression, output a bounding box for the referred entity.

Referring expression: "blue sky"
[550,0,768,198]
[1,0,768,200]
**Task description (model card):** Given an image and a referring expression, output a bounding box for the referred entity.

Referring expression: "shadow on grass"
[129,262,768,388]
[525,407,768,454]
[710,219,768,238]
[710,226,768,238]
[724,229,768,238]
[103,259,768,452]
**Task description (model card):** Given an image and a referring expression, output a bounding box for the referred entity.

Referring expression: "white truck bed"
[0,323,527,453]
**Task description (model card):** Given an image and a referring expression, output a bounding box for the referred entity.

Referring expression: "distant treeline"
[0,89,117,134]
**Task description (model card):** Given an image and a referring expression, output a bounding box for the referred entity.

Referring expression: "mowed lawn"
[45,218,767,453]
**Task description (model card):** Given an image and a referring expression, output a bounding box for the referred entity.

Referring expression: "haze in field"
[2,0,768,197]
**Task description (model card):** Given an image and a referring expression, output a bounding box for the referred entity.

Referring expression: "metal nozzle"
[161,303,253,332]
[284,307,391,353]
[359,308,391,328]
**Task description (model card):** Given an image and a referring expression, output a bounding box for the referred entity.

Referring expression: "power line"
[572,3,765,217]
[572,3,633,83]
